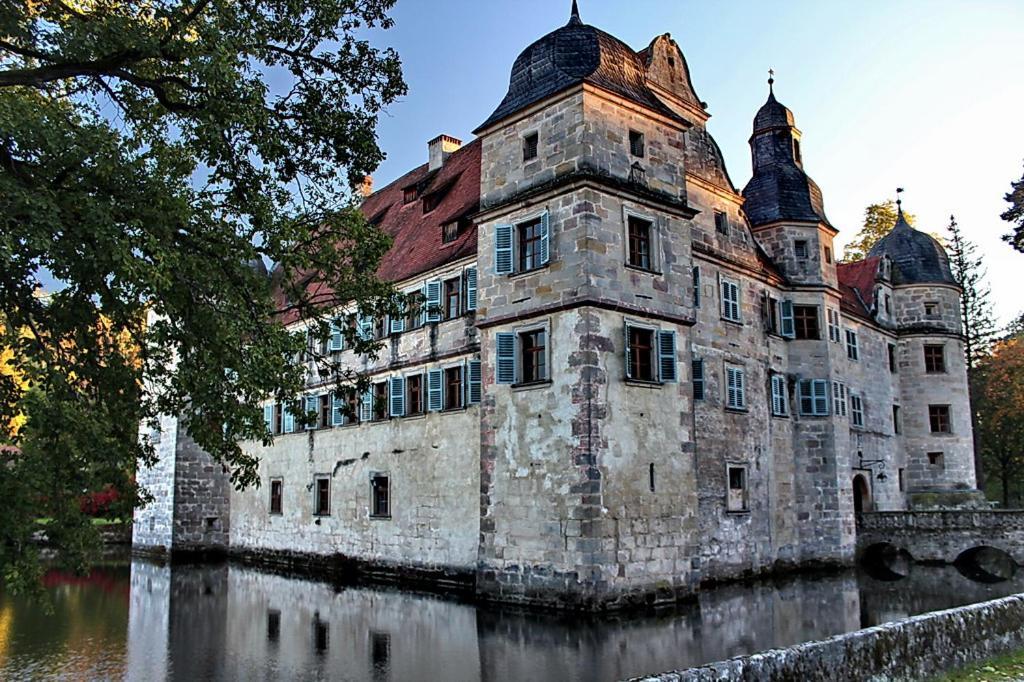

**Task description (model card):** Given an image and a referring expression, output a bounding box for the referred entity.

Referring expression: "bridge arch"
[954,546,1016,583]
[860,542,912,581]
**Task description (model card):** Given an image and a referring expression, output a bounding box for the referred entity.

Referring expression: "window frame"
[714,210,729,235]
[929,404,952,434]
[628,129,646,158]
[269,478,283,516]
[443,276,462,321]
[719,275,742,323]
[519,327,548,385]
[726,464,749,513]
[770,373,788,417]
[370,473,391,519]
[372,381,389,421]
[798,379,830,416]
[443,364,464,411]
[924,344,946,374]
[495,210,550,276]
[627,325,657,383]
[522,131,539,162]
[794,239,809,259]
[845,329,860,361]
[833,381,848,417]
[406,373,424,416]
[851,394,864,428]
[313,475,331,517]
[692,358,705,400]
[725,364,746,411]
[793,305,821,340]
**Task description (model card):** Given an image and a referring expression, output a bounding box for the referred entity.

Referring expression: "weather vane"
[896,187,904,207]
[768,68,774,92]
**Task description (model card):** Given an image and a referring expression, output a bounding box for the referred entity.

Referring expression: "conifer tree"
[1001,161,1024,253]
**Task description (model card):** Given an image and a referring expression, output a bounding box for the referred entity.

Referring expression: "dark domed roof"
[753,91,795,133]
[475,11,682,132]
[868,209,955,285]
[742,162,830,227]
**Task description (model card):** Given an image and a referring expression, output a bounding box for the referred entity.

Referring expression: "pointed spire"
[894,187,911,229]
[569,0,582,24]
[768,68,775,95]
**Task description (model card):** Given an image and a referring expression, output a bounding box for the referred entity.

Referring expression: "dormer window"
[422,193,441,214]
[403,187,417,204]
[442,222,459,244]
[523,132,538,162]
[795,240,809,259]
[629,130,645,158]
[793,139,802,165]
[714,211,728,235]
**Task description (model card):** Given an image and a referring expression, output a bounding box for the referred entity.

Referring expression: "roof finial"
[768,68,775,94]
[896,187,906,222]
[570,0,581,24]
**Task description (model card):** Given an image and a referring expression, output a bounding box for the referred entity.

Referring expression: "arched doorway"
[853,474,872,513]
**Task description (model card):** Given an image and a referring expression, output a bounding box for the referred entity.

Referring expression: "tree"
[976,336,1024,507]
[1002,161,1024,253]
[947,215,997,487]
[842,201,916,262]
[0,1,406,590]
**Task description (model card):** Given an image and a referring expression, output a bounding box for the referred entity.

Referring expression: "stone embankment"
[629,593,1024,682]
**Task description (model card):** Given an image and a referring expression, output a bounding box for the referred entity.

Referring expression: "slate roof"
[753,91,795,132]
[868,210,955,285]
[742,162,832,228]
[475,14,684,132]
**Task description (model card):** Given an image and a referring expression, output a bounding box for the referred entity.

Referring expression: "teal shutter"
[495,224,513,275]
[389,377,405,417]
[657,330,677,383]
[331,393,344,425]
[390,303,405,334]
[624,325,634,379]
[539,212,550,265]
[813,379,829,415]
[496,333,516,384]
[465,267,478,311]
[692,359,705,400]
[283,404,295,433]
[356,314,373,341]
[771,375,787,416]
[329,321,343,352]
[361,389,373,422]
[780,300,795,338]
[468,359,482,404]
[427,369,443,411]
[424,280,442,322]
[263,404,273,431]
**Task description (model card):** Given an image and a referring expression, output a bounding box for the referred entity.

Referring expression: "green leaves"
[1002,161,1024,253]
[0,0,406,585]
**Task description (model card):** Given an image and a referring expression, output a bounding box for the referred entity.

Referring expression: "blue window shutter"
[390,305,405,334]
[329,321,343,352]
[624,325,634,379]
[539,212,550,266]
[263,404,274,431]
[814,379,829,416]
[355,314,372,341]
[496,332,516,384]
[465,267,478,311]
[361,389,373,422]
[495,224,513,275]
[305,396,318,430]
[283,406,295,433]
[736,369,745,408]
[658,330,677,383]
[425,280,442,323]
[331,393,344,426]
[781,300,795,338]
[468,359,482,404]
[389,376,405,417]
[427,369,443,411]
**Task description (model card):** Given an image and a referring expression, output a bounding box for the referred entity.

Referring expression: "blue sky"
[368,0,1024,326]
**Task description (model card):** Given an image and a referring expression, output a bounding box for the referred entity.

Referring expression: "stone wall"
[172,423,231,553]
[857,510,1024,564]
[132,413,178,552]
[630,593,1024,682]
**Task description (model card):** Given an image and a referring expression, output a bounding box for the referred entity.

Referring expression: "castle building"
[133,5,979,609]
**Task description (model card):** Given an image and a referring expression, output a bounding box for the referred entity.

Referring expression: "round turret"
[868,209,955,285]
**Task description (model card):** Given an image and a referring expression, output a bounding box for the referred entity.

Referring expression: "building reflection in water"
[119,559,1024,682]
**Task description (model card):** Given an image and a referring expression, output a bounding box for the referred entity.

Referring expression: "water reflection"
[2,557,1024,681]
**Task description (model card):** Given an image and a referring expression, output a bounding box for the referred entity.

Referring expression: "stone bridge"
[856,511,1024,566]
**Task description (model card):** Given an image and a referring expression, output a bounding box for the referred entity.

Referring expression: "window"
[649,463,656,492]
[444,277,461,320]
[764,293,781,334]
[269,479,283,515]
[520,329,548,384]
[827,308,841,343]
[629,130,645,158]
[407,374,423,415]
[442,222,459,244]
[770,374,788,417]
[799,379,829,416]
[726,365,746,410]
[373,381,389,421]
[523,132,538,162]
[444,366,463,410]
[627,326,655,382]
[884,294,892,315]
[370,474,390,518]
[692,266,701,307]
[627,216,653,270]
[313,477,330,516]
[403,186,417,204]
[851,395,864,427]
[727,465,749,512]
[928,452,945,468]
[924,301,939,317]
[833,381,848,417]
[793,138,802,165]
[893,405,901,435]
[824,246,833,264]
[274,403,283,434]
[720,276,741,322]
[714,211,729,235]
[422,192,442,214]
[319,394,331,428]
[313,617,329,654]
[267,610,281,643]
[495,215,549,275]
[692,359,705,400]
[795,240,809,259]
[793,305,821,340]
[898,468,906,492]
[888,344,897,373]
[929,405,951,434]
[924,345,946,373]
[845,329,859,361]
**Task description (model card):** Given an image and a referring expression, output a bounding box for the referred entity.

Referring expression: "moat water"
[1,556,1022,682]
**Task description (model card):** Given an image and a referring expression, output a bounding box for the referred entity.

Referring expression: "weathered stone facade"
[134,9,979,609]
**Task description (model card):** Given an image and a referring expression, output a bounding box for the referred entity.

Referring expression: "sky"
[365,0,1024,327]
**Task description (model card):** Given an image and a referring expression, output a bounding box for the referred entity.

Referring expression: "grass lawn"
[933,650,1024,681]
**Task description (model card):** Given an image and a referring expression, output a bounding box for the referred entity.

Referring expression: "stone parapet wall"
[630,593,1024,682]
[857,510,1024,564]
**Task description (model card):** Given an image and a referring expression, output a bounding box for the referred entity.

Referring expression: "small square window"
[371,475,390,519]
[403,187,417,204]
[727,466,749,512]
[927,452,945,468]
[627,216,653,270]
[629,130,645,158]
[924,344,946,373]
[314,477,330,516]
[520,329,548,384]
[793,305,821,340]
[924,301,939,316]
[929,405,951,434]
[523,133,539,162]
[714,211,729,235]
[422,193,441,214]
[795,240,809,259]
[442,222,459,244]
[269,479,283,515]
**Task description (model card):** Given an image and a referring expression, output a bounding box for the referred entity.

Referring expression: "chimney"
[428,134,462,171]
[359,175,374,198]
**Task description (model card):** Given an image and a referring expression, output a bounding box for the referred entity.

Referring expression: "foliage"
[1001,160,1024,253]
[946,216,997,370]
[0,0,406,591]
[842,201,916,262]
[976,335,1024,507]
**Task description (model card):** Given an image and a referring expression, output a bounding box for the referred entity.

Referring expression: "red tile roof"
[836,257,880,319]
